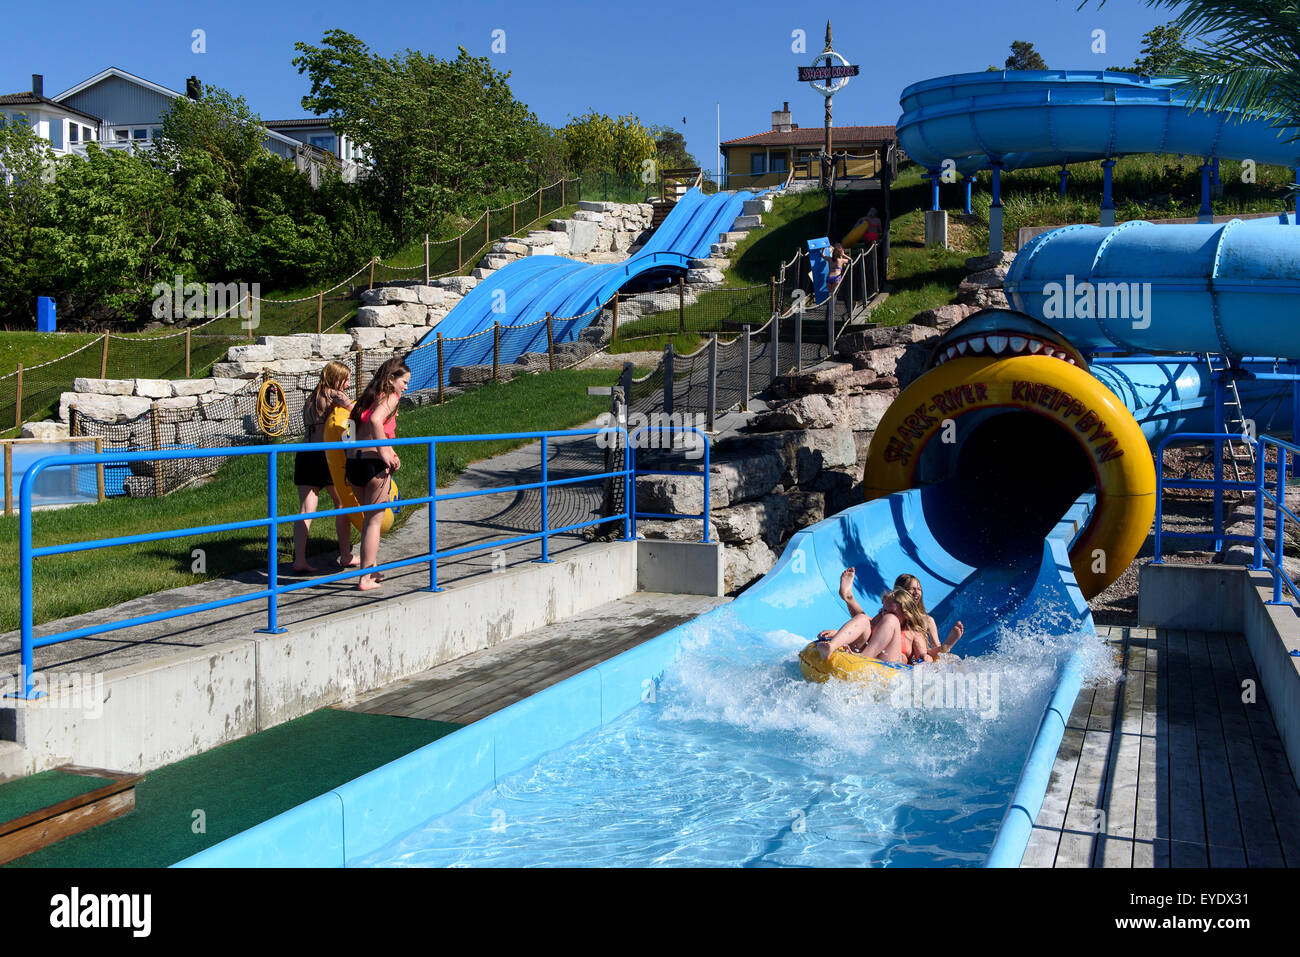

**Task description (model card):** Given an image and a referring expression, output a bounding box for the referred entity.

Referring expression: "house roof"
[53,66,183,103]
[721,124,897,149]
[266,119,335,130]
[0,92,101,123]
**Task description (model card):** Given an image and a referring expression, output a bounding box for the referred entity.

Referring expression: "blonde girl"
[293,361,356,573]
[346,357,411,591]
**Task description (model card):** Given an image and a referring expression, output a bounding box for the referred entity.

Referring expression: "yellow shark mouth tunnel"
[862,355,1156,598]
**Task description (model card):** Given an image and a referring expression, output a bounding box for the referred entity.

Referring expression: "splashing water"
[357,602,1116,868]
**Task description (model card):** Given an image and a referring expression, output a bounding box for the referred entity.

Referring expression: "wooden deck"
[342,593,728,726]
[1024,625,1300,867]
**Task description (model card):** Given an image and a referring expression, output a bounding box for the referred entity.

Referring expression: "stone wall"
[635,250,1013,593]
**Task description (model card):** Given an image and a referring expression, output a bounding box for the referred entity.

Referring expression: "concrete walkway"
[0,423,621,677]
[344,592,727,725]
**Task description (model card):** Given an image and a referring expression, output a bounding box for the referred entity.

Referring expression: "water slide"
[182,73,1300,867]
[405,187,768,390]
[896,70,1300,175]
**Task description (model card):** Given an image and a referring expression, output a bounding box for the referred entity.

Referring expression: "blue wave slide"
[178,74,1300,868]
[406,187,767,389]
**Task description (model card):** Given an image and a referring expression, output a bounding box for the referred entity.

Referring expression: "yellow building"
[721,102,897,188]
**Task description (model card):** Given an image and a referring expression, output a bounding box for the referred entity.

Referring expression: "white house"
[2,68,363,184]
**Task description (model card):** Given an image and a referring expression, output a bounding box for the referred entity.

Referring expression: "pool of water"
[356,603,1115,868]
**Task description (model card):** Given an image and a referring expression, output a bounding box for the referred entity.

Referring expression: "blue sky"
[4,0,1175,171]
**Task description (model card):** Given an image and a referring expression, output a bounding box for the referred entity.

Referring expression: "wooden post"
[95,436,105,503]
[457,234,463,271]
[14,364,22,431]
[316,292,323,335]
[538,188,542,221]
[368,257,375,291]
[424,234,430,285]
[705,335,717,433]
[3,442,11,517]
[612,295,619,343]
[512,202,516,234]
[678,276,686,334]
[150,401,163,498]
[561,179,566,207]
[355,350,364,398]
[663,343,674,417]
[100,332,109,378]
[741,325,751,412]
[185,330,191,378]
[247,290,254,341]
[436,333,445,405]
[492,322,500,383]
[770,277,776,314]
[546,313,555,371]
[485,209,490,245]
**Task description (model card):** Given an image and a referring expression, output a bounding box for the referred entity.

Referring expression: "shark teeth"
[987,335,1009,354]
[1009,336,1027,352]
[1027,339,1043,353]
[956,340,969,355]
[968,336,987,353]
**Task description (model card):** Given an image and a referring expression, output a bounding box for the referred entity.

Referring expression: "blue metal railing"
[1153,431,1299,608]
[10,425,713,698]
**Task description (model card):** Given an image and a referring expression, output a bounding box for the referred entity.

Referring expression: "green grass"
[0,367,634,632]
[725,190,830,286]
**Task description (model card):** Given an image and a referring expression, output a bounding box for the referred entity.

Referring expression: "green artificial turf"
[0,769,114,826]
[5,708,460,868]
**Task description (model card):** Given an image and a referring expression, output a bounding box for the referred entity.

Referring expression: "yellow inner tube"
[323,405,400,534]
[798,642,912,685]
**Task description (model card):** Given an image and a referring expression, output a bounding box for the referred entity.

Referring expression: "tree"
[650,125,697,170]
[1109,23,1197,74]
[561,111,657,180]
[1090,2,1299,146]
[1005,41,1048,71]
[293,31,541,238]
[0,117,57,322]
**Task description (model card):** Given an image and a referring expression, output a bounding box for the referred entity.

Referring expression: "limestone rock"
[226,344,274,363]
[712,495,789,547]
[725,539,777,593]
[733,214,763,229]
[133,378,172,399]
[785,489,826,533]
[636,518,719,543]
[73,377,133,395]
[913,303,977,329]
[349,327,388,350]
[687,267,725,285]
[260,335,313,360]
[20,420,69,440]
[309,334,354,358]
[964,251,1016,273]
[171,379,216,396]
[711,452,784,506]
[434,276,479,295]
[750,394,845,431]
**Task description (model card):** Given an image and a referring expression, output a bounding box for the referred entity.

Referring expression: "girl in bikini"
[346,357,411,591]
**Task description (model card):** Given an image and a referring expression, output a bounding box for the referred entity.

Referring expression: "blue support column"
[1058,166,1069,198]
[987,160,1004,256]
[1295,168,1299,223]
[928,169,940,211]
[1213,370,1225,552]
[963,176,972,215]
[1100,158,1116,226]
[1199,160,1213,223]
[1211,156,1221,195]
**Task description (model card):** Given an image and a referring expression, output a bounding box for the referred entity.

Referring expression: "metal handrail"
[10,424,715,698]
[1152,430,1300,609]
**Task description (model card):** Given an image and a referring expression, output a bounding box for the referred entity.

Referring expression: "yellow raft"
[797,642,912,685]
[323,405,400,534]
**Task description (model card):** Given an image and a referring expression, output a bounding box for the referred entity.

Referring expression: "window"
[69,123,79,143]
[82,126,93,141]
[770,154,787,172]
[9,112,29,128]
[310,135,334,152]
[48,117,63,149]
[132,128,148,140]
[115,129,128,141]
[750,153,765,175]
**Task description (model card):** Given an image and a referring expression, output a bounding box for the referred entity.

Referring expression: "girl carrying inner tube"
[293,361,357,573]
[346,357,410,591]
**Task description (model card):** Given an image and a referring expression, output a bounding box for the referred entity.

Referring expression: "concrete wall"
[636,540,724,596]
[1139,562,1300,790]
[8,541,637,776]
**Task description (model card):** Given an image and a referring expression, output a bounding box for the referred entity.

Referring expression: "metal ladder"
[1205,353,1257,496]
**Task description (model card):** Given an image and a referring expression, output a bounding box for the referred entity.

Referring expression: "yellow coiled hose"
[256,377,290,437]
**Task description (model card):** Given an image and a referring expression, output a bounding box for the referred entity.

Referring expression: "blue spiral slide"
[405,187,768,389]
